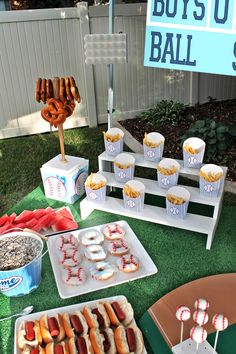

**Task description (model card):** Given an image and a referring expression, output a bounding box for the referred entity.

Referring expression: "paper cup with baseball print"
[199,164,224,197]
[123,180,145,213]
[104,127,124,156]
[157,158,180,189]
[85,173,107,203]
[166,186,190,219]
[183,137,205,168]
[143,132,165,162]
[114,153,135,183]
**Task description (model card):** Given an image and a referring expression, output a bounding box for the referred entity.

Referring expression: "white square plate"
[14,295,147,354]
[172,338,216,353]
[47,220,158,299]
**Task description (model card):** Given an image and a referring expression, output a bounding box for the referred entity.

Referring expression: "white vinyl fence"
[0,3,235,139]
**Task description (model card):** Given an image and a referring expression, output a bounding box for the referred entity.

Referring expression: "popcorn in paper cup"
[199,164,223,197]
[114,153,135,183]
[143,132,165,162]
[123,180,145,212]
[183,137,205,168]
[103,127,124,156]
[85,173,107,202]
[157,158,180,189]
[166,186,190,219]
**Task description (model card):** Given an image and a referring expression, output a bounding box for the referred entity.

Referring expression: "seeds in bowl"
[0,235,42,271]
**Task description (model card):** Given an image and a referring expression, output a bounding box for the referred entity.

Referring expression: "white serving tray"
[14,295,147,354]
[47,220,158,299]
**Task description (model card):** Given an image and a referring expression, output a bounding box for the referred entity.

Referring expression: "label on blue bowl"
[0,276,23,292]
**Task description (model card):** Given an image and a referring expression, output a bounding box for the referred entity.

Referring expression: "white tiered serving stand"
[80,151,227,250]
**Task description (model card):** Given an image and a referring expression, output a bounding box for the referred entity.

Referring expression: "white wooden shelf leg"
[80,199,94,220]
[206,232,214,250]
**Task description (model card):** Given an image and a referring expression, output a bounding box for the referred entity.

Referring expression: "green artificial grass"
[0,126,236,354]
[0,126,106,214]
[0,186,236,354]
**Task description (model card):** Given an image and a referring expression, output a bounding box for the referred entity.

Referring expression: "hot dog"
[114,326,144,354]
[68,335,94,354]
[89,327,116,354]
[104,299,133,327]
[62,310,88,338]
[18,320,43,350]
[39,314,65,344]
[45,341,70,354]
[83,303,110,329]
[21,345,46,354]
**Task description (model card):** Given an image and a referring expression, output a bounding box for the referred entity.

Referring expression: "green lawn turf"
[0,126,236,354]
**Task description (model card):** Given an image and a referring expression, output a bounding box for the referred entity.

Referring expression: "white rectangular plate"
[172,338,216,353]
[14,295,147,354]
[47,220,157,299]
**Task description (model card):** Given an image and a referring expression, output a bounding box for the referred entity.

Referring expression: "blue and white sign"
[144,0,236,76]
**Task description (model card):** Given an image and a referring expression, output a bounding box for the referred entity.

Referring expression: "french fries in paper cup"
[199,164,223,197]
[157,158,180,189]
[103,127,124,156]
[143,132,165,162]
[166,186,190,219]
[123,180,145,212]
[85,173,107,202]
[114,153,135,183]
[183,137,205,168]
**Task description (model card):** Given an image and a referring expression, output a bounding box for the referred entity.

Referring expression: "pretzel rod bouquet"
[123,180,146,213]
[85,173,107,202]
[183,137,206,169]
[199,164,224,197]
[114,153,135,183]
[103,127,124,156]
[157,158,180,189]
[143,132,165,162]
[35,76,80,163]
[166,186,190,219]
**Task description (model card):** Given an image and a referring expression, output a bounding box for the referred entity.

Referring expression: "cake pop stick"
[193,309,209,326]
[176,305,191,343]
[194,298,209,311]
[190,325,207,352]
[212,314,228,353]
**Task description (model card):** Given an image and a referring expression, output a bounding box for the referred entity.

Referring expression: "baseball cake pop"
[193,309,209,326]
[190,325,207,351]
[176,305,191,343]
[194,298,209,311]
[212,314,228,353]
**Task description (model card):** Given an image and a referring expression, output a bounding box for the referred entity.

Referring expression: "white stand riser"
[80,152,227,250]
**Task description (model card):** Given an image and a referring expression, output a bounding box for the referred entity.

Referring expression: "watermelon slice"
[25,218,38,229]
[56,207,73,220]
[52,218,78,232]
[13,223,26,229]
[0,222,14,234]
[0,214,9,227]
[33,207,53,220]
[15,210,33,223]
